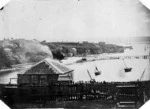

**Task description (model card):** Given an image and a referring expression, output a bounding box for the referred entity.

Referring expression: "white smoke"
[22,40,53,57]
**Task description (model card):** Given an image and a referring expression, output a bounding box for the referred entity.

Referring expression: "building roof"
[24,58,73,74]
[58,74,73,81]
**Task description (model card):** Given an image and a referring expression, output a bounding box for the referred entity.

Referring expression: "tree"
[0,47,12,69]
[52,49,65,60]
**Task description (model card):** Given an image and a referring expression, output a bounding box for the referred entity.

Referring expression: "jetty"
[76,55,149,63]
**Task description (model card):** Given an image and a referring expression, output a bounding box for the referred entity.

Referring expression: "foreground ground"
[9,100,143,109]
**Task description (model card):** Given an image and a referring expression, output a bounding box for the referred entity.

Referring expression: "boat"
[82,57,87,61]
[95,66,101,76]
[82,52,88,61]
[124,68,132,72]
[123,59,132,72]
[95,71,101,76]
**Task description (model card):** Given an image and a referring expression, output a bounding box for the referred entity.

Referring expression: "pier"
[99,55,149,60]
[85,55,150,61]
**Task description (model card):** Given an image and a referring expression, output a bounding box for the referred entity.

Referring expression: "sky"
[0,0,150,43]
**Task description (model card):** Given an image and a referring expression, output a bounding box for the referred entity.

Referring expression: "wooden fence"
[1,81,149,105]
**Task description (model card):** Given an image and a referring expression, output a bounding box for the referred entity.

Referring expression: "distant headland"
[0,38,125,69]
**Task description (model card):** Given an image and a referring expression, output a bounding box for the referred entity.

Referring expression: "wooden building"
[18,58,74,86]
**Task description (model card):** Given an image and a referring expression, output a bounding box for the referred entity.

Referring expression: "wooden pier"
[77,55,150,64]
[89,55,150,61]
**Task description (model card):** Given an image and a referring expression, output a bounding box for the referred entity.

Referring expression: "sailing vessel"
[95,66,101,76]
[123,59,132,72]
[82,57,87,61]
[124,68,132,72]
[82,53,87,61]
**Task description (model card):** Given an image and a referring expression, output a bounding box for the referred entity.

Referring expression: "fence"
[1,81,149,104]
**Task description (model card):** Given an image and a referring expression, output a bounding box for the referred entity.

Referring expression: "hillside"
[41,41,124,60]
[0,39,124,69]
[0,39,53,69]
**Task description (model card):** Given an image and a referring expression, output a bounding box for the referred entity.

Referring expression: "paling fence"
[1,81,150,104]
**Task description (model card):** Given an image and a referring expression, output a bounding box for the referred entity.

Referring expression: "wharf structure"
[0,58,150,108]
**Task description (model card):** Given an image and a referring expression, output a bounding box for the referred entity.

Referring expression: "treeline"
[41,41,124,60]
[0,39,124,69]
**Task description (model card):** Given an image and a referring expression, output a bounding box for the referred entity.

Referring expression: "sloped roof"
[58,74,73,81]
[24,58,73,74]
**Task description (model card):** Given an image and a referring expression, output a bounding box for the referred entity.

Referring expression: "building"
[18,58,74,86]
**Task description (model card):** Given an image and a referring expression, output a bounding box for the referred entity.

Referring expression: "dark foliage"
[41,42,124,57]
[0,47,12,69]
[52,49,65,60]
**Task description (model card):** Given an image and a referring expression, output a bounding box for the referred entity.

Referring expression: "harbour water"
[0,43,150,84]
[68,43,150,82]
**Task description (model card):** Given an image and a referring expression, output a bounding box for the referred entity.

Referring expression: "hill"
[0,39,124,69]
[41,41,124,60]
